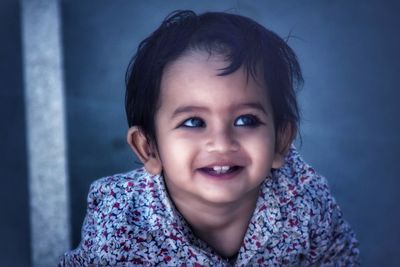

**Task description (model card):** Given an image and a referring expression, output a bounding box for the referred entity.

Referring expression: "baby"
[60,10,360,266]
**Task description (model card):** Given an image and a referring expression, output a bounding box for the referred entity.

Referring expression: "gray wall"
[1,0,399,266]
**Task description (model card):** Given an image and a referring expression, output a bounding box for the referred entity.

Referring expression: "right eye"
[179,117,205,128]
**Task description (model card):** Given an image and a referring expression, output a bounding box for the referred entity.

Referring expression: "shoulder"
[85,167,159,226]
[60,168,166,265]
[266,146,359,264]
[269,146,331,205]
[87,167,160,206]
[264,146,340,238]
[88,167,150,198]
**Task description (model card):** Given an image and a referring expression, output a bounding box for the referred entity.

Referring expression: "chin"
[199,190,249,205]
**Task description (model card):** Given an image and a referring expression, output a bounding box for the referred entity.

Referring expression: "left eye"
[179,117,205,128]
[234,114,261,127]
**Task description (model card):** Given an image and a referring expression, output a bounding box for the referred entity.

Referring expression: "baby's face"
[154,51,283,205]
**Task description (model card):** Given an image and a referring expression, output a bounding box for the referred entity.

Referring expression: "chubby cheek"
[238,129,276,179]
[156,132,200,178]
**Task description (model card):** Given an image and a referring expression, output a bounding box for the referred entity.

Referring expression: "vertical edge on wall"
[20,0,71,266]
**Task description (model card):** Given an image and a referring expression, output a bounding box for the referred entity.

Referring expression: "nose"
[205,127,240,153]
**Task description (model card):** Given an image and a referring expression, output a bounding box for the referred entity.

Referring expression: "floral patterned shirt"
[59,147,360,266]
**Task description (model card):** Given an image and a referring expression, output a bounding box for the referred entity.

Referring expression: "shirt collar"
[136,145,309,264]
[236,145,310,263]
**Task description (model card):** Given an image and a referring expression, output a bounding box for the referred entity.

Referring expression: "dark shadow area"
[0,1,31,266]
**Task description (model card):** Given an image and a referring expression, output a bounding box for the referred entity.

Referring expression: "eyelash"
[179,117,205,128]
[178,114,263,128]
[234,114,263,127]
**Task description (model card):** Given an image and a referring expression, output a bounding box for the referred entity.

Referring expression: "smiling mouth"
[198,165,242,177]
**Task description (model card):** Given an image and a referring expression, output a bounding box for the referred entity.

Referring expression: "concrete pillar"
[20,0,70,266]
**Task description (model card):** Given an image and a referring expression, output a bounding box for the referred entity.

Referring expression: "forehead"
[159,51,270,109]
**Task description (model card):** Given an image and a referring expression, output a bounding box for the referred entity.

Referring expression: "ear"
[127,126,162,175]
[271,123,295,169]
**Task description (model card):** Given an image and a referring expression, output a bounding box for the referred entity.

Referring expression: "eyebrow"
[171,102,268,119]
[236,102,269,116]
[171,106,209,119]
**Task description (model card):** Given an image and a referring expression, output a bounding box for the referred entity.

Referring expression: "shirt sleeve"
[305,175,360,266]
[58,180,104,267]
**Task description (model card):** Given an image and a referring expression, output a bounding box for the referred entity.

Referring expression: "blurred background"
[1,0,399,266]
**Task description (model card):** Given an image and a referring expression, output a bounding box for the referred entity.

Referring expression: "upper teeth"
[212,166,230,174]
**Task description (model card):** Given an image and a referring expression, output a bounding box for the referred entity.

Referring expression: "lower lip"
[197,167,243,180]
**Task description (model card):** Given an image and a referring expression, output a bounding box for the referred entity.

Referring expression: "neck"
[168,187,260,258]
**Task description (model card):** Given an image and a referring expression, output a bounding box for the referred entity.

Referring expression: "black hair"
[125,10,303,153]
